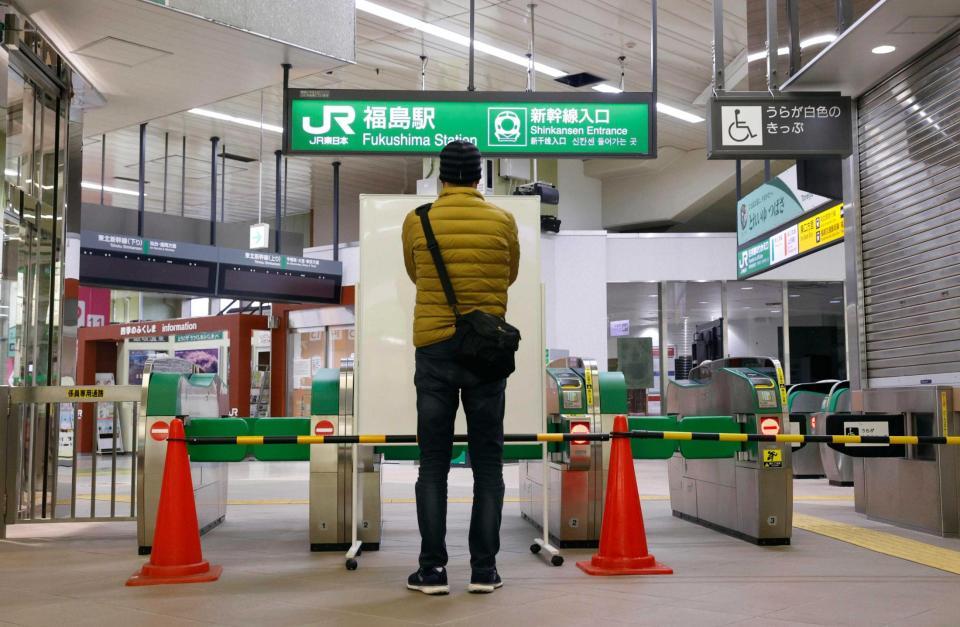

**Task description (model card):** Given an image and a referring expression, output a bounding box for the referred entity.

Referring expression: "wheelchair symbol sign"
[721,106,762,146]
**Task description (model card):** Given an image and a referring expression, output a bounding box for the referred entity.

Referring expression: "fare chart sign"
[285,89,654,158]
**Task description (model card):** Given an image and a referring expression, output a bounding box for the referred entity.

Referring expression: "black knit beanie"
[438,140,483,185]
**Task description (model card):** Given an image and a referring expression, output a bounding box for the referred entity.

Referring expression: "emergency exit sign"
[284,89,654,158]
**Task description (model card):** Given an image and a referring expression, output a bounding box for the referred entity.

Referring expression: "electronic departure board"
[78,231,343,304]
[79,232,218,296]
[217,249,341,304]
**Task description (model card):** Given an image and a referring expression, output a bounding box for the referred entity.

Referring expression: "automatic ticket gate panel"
[137,360,230,554]
[855,387,959,537]
[519,359,626,548]
[787,381,836,479]
[666,357,792,545]
[309,367,382,551]
[815,382,855,486]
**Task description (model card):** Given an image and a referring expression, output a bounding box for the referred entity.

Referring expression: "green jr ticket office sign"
[284,89,655,158]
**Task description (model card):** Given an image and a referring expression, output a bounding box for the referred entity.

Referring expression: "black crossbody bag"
[416,203,521,381]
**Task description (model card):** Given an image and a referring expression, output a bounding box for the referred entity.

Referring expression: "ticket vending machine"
[518,358,627,547]
[666,357,792,545]
[136,358,230,554]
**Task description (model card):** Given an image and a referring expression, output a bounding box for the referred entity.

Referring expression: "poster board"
[356,194,543,435]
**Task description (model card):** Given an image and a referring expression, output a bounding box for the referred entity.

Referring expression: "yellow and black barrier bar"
[622,430,960,446]
[180,433,609,446]
[178,431,960,447]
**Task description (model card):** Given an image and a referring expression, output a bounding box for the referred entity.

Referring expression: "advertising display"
[174,348,220,373]
[285,89,654,158]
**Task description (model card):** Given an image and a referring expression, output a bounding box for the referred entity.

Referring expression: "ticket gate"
[519,358,627,547]
[853,386,959,536]
[309,367,382,552]
[666,357,792,545]
[786,381,836,478]
[137,358,230,554]
[814,381,854,486]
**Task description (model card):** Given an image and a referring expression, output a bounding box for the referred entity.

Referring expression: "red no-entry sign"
[315,420,335,436]
[760,417,780,436]
[150,421,169,442]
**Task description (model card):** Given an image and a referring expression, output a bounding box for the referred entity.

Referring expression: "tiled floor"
[2,460,959,626]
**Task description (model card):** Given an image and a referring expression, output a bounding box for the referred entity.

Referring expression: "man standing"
[401,140,520,595]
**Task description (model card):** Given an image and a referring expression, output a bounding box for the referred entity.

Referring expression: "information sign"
[285,89,654,158]
[737,203,844,278]
[737,164,833,245]
[708,92,852,159]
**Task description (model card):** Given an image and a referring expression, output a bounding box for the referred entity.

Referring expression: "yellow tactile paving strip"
[793,513,960,575]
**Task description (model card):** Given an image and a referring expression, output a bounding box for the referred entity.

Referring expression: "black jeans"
[414,337,506,574]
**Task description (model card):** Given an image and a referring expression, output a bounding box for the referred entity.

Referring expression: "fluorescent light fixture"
[4,169,16,177]
[356,0,565,77]
[81,181,143,197]
[747,33,837,63]
[872,45,896,55]
[740,286,753,290]
[648,294,658,298]
[189,108,283,134]
[592,83,622,94]
[590,84,704,123]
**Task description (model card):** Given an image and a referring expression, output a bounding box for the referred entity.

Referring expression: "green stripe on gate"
[677,416,741,459]
[628,416,679,459]
[253,418,312,461]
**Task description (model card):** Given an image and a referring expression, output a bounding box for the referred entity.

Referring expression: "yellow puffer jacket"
[402,187,520,347]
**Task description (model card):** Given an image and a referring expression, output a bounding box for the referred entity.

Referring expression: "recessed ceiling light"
[648,294,658,298]
[872,45,896,55]
[789,294,799,298]
[741,286,753,290]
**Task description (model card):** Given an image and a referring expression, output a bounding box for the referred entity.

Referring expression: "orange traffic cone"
[577,414,672,576]
[127,419,222,586]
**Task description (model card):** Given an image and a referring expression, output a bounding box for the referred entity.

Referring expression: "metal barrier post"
[0,387,11,538]
[532,440,562,564]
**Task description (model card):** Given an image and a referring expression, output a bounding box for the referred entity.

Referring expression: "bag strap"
[416,203,461,318]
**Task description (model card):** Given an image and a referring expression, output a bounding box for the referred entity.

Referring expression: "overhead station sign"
[285,89,654,158]
[737,203,844,278]
[708,92,852,160]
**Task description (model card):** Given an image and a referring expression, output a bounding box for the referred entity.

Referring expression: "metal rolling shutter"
[858,29,960,381]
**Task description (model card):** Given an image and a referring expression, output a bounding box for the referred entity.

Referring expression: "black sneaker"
[407,567,449,595]
[468,569,503,594]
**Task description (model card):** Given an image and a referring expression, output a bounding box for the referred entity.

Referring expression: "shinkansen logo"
[302,105,355,135]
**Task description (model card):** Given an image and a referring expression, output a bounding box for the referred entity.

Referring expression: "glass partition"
[607,282,659,414]
[663,282,723,382]
[725,281,784,367]
[787,281,846,383]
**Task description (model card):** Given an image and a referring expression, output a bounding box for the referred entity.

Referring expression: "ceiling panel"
[76,0,747,228]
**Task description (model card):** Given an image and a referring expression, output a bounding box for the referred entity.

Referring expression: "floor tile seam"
[92,601,224,626]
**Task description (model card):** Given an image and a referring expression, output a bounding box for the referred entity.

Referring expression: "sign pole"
[274,150,282,253]
[209,135,218,246]
[467,0,476,92]
[528,3,538,182]
[332,161,341,262]
[138,123,146,238]
[765,0,778,92]
[650,0,658,151]
[712,0,724,92]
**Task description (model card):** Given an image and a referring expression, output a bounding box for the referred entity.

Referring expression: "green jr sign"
[285,89,654,158]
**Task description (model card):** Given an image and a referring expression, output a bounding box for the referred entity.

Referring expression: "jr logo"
[302,105,356,135]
